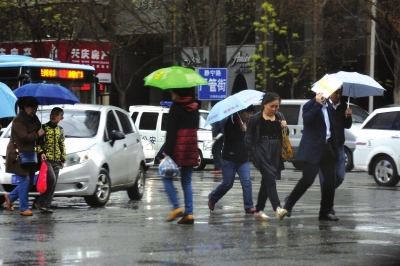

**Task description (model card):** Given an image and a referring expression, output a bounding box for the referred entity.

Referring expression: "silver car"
[0,104,146,207]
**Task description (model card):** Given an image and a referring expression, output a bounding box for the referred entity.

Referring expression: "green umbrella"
[144,66,208,90]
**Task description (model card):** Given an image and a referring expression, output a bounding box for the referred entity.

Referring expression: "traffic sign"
[198,68,227,100]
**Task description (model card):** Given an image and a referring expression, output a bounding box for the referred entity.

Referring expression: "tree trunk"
[393,58,400,104]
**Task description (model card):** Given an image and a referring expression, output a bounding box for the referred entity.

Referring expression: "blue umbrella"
[0,82,17,118]
[13,83,80,105]
[204,90,264,127]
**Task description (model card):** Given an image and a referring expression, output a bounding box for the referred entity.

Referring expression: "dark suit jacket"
[297,98,339,164]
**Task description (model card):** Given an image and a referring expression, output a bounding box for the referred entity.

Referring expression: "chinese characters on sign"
[0,41,111,83]
[198,68,227,100]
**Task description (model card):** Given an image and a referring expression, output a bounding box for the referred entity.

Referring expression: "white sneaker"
[276,207,288,220]
[254,211,270,220]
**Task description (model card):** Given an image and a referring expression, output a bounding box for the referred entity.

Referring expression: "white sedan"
[353,106,400,186]
[0,104,147,207]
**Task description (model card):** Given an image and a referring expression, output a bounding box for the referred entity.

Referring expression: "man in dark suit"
[284,92,340,221]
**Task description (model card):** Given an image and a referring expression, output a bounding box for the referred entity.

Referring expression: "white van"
[254,99,369,171]
[129,105,214,170]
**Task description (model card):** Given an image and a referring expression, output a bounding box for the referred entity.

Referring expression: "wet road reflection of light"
[355,225,400,235]
[61,248,101,261]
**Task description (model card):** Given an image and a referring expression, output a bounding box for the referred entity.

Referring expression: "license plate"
[11,174,38,185]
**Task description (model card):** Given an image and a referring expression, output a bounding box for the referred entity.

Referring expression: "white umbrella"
[330,71,386,106]
[204,90,264,127]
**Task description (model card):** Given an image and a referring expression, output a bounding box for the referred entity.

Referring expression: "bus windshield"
[0,55,97,104]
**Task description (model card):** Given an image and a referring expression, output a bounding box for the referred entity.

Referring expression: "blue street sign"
[198,68,227,100]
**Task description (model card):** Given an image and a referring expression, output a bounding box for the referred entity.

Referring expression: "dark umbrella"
[13,83,80,105]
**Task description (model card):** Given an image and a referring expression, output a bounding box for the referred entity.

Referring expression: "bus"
[0,55,97,104]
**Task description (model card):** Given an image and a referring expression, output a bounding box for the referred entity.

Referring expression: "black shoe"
[318,214,340,221]
[34,203,53,213]
[330,208,335,215]
[283,197,292,217]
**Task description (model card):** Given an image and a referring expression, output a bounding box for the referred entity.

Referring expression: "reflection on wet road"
[1,164,400,265]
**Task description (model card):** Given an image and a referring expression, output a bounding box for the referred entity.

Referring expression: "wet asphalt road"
[1,163,400,265]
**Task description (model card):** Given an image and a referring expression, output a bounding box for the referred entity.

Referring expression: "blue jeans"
[209,159,253,210]
[162,166,193,215]
[319,145,346,189]
[8,174,34,212]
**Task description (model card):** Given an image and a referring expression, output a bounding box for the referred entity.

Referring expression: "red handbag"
[36,161,48,194]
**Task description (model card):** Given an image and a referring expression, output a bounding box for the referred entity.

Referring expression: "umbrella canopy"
[204,90,264,127]
[330,71,385,98]
[13,83,80,105]
[0,82,17,118]
[144,66,208,90]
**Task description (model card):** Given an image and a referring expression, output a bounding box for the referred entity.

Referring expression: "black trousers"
[286,142,336,216]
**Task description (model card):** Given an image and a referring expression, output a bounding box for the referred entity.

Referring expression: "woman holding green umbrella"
[144,64,207,224]
[162,88,199,224]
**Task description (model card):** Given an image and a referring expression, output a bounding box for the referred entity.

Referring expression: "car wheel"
[143,165,150,172]
[84,168,111,207]
[344,147,354,172]
[127,165,145,200]
[0,196,5,206]
[194,150,206,171]
[372,155,400,186]
[291,160,304,170]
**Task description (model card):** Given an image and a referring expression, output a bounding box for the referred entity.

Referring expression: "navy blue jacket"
[297,98,339,164]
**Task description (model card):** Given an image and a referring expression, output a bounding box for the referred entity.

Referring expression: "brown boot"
[4,194,14,211]
[177,214,194,224]
[165,207,183,222]
[20,210,33,216]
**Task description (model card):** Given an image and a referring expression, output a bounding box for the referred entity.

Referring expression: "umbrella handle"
[237,112,244,124]
[347,97,350,108]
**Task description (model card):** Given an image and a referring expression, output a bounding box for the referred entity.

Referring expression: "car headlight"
[203,140,214,151]
[64,150,90,167]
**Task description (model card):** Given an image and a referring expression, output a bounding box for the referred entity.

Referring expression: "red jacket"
[164,96,199,166]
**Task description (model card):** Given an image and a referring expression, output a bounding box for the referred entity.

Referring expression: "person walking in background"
[211,118,225,174]
[35,107,66,213]
[208,105,255,214]
[284,92,340,221]
[5,97,45,216]
[162,88,199,224]
[318,87,352,215]
[246,92,288,221]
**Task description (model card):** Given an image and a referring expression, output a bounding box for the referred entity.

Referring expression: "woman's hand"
[38,128,45,137]
[281,120,287,128]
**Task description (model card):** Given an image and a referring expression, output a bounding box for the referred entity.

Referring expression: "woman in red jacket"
[162,88,199,224]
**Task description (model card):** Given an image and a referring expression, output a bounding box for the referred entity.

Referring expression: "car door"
[362,111,400,160]
[115,110,141,183]
[137,111,161,151]
[103,110,128,186]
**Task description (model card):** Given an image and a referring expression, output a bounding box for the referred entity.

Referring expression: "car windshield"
[351,105,369,123]
[199,111,212,130]
[41,109,100,138]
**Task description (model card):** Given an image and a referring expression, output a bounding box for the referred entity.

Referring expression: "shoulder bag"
[11,132,38,169]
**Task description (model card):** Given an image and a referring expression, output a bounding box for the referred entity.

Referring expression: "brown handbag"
[281,128,293,159]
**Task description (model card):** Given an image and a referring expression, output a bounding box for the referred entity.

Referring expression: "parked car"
[0,104,147,207]
[254,99,369,171]
[129,105,214,170]
[353,106,400,186]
